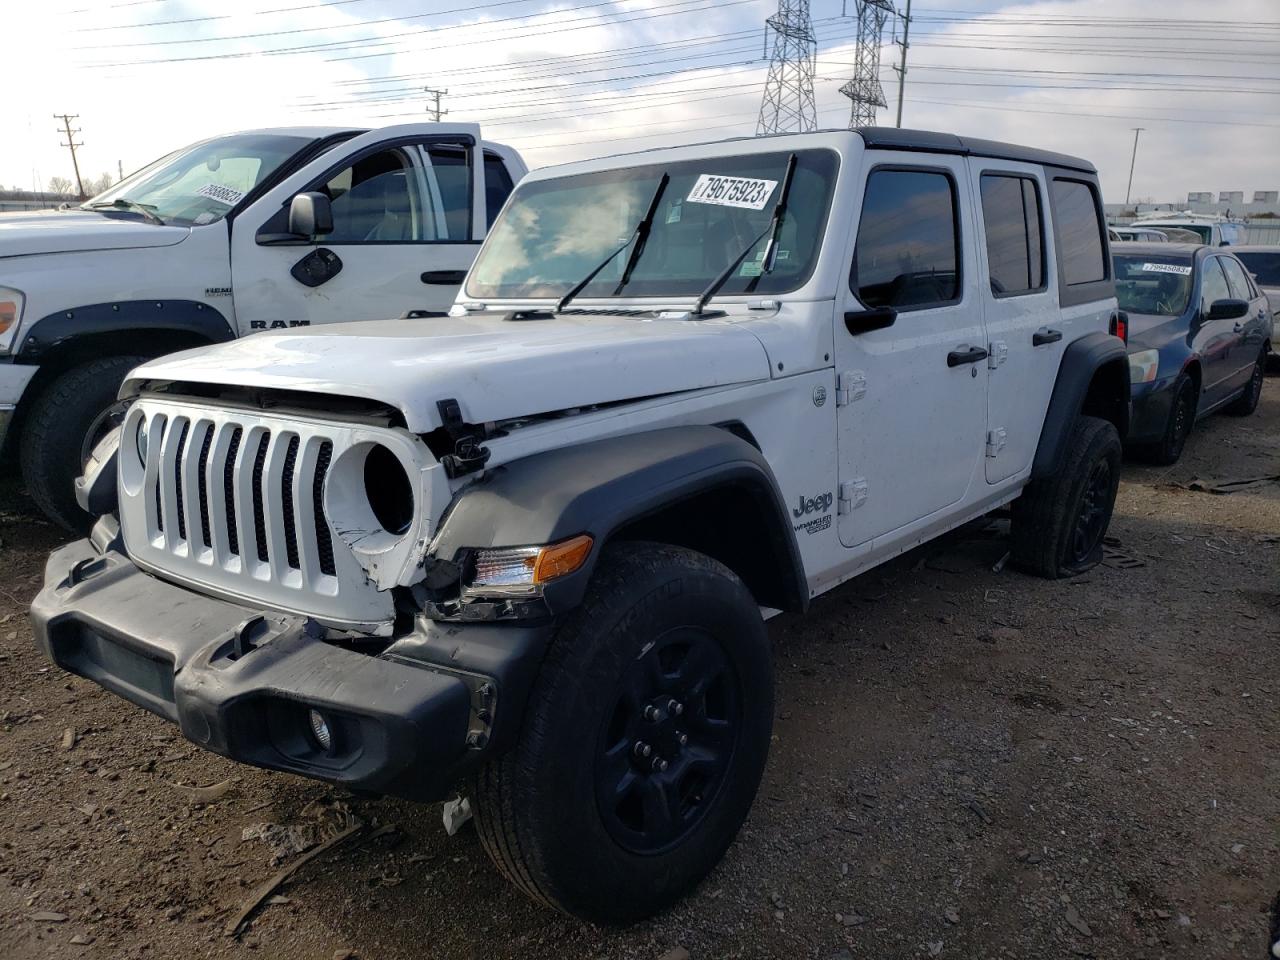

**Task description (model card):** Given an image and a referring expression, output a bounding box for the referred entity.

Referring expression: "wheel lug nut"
[677,732,688,746]
[634,741,652,758]
[643,705,659,721]
[652,757,668,773]
[668,699,684,716]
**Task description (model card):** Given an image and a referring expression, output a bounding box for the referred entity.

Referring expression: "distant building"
[1253,190,1279,204]
[1219,191,1244,204]
[1187,192,1214,204]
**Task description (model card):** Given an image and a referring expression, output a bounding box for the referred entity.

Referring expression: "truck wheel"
[1010,415,1121,579]
[1226,349,1265,416]
[20,355,146,532]
[470,541,772,923]
[1146,375,1197,466]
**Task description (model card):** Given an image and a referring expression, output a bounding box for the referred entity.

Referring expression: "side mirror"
[287,192,333,239]
[1206,298,1248,321]
[844,305,898,335]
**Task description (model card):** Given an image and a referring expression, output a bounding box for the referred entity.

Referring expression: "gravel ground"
[1,379,1277,960]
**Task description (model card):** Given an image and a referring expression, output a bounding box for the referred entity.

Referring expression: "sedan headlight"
[464,535,594,599]
[0,287,25,352]
[1128,349,1160,384]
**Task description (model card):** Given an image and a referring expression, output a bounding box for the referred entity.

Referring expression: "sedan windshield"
[1113,254,1194,316]
[84,133,313,227]
[1235,251,1280,286]
[466,149,839,301]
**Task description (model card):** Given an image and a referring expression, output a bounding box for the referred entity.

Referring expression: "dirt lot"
[1,382,1277,960]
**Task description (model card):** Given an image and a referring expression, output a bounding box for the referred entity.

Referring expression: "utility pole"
[118,159,124,182]
[1125,127,1144,206]
[839,0,895,129]
[756,0,817,135]
[54,113,85,198]
[424,88,448,122]
[892,0,912,128]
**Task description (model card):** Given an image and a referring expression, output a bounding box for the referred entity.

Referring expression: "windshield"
[1236,251,1280,286]
[85,133,313,226]
[1114,255,1194,316]
[1142,223,1210,242]
[466,149,839,301]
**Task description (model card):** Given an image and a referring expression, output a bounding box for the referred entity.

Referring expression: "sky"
[4,0,1278,203]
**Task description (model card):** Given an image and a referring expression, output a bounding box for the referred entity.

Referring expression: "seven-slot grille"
[140,412,336,582]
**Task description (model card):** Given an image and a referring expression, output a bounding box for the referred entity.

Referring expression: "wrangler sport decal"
[792,491,834,536]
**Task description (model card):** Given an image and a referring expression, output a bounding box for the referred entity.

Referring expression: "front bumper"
[1127,376,1178,445]
[31,532,550,802]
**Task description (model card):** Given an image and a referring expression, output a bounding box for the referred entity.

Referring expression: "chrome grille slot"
[120,398,436,631]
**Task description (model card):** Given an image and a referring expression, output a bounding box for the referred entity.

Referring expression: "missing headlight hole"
[364,444,414,535]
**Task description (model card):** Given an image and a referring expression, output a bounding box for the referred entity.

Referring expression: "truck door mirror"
[287,192,333,240]
[1206,298,1248,321]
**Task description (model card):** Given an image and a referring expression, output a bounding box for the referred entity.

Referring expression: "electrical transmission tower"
[756,0,817,136]
[54,113,86,198]
[424,87,448,122]
[839,0,894,129]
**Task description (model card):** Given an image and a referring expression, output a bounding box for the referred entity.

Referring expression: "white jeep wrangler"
[33,128,1130,924]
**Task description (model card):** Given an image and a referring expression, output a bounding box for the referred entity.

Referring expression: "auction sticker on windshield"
[687,175,778,210]
[1141,262,1193,276]
[197,183,245,207]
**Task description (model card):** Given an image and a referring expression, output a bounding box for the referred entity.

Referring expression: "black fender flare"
[429,425,808,616]
[16,300,235,362]
[1032,331,1130,479]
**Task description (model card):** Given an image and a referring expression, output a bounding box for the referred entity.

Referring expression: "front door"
[835,156,989,549]
[229,124,485,333]
[1194,256,1239,405]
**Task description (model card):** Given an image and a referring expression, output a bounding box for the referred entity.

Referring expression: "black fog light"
[363,444,414,535]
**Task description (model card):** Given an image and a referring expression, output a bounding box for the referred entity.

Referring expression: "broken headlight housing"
[462,535,594,600]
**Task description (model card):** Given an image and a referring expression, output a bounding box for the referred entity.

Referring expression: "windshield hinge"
[436,398,491,479]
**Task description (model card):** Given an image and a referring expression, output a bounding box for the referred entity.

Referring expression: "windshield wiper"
[556,173,670,313]
[692,153,798,317]
[87,198,165,226]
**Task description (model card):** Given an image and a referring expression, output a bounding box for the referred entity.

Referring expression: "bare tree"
[85,172,114,196]
[48,176,74,197]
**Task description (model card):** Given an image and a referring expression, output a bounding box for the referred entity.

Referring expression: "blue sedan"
[1116,243,1273,464]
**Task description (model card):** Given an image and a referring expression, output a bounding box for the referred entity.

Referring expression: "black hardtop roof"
[856,127,1096,175]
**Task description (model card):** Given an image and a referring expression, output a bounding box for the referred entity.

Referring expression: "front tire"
[471,542,773,924]
[20,355,146,532]
[1226,349,1265,416]
[1011,416,1122,579]
[1146,375,1197,465]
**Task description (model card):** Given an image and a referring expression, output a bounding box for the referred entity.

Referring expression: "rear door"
[834,155,988,549]
[229,124,485,333]
[967,162,1059,483]
[1220,254,1268,382]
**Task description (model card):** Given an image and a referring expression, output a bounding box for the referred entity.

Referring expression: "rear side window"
[1220,256,1254,300]
[484,153,515,228]
[979,174,1044,296]
[853,168,960,310]
[1200,258,1231,311]
[1050,178,1107,286]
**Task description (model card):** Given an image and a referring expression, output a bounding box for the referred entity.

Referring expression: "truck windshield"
[466,149,838,302]
[84,133,314,227]
[1113,254,1194,316]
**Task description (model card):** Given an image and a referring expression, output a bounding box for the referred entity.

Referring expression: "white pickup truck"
[0,123,526,528]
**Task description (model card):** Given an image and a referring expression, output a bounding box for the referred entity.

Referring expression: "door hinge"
[987,340,1008,369]
[836,370,866,406]
[838,478,868,514]
[985,428,1007,458]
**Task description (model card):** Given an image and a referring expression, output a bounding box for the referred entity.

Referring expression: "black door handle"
[947,345,988,367]
[1032,327,1063,346]
[421,270,467,285]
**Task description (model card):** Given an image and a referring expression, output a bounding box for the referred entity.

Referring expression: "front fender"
[1032,332,1130,479]
[428,425,806,615]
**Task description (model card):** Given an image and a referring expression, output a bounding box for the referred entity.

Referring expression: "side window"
[1200,258,1231,312]
[979,173,1045,296]
[484,153,516,228]
[424,144,472,241]
[853,168,960,310]
[1220,257,1253,300]
[1050,178,1107,285]
[319,147,421,244]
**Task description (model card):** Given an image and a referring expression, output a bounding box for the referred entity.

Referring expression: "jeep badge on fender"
[32,128,1128,926]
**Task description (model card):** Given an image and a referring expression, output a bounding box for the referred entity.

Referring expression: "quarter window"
[853,169,960,309]
[1050,178,1107,286]
[979,174,1045,296]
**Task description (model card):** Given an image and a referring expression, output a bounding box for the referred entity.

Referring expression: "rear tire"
[1011,416,1122,579]
[470,541,772,924]
[20,355,145,532]
[1226,349,1265,416]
